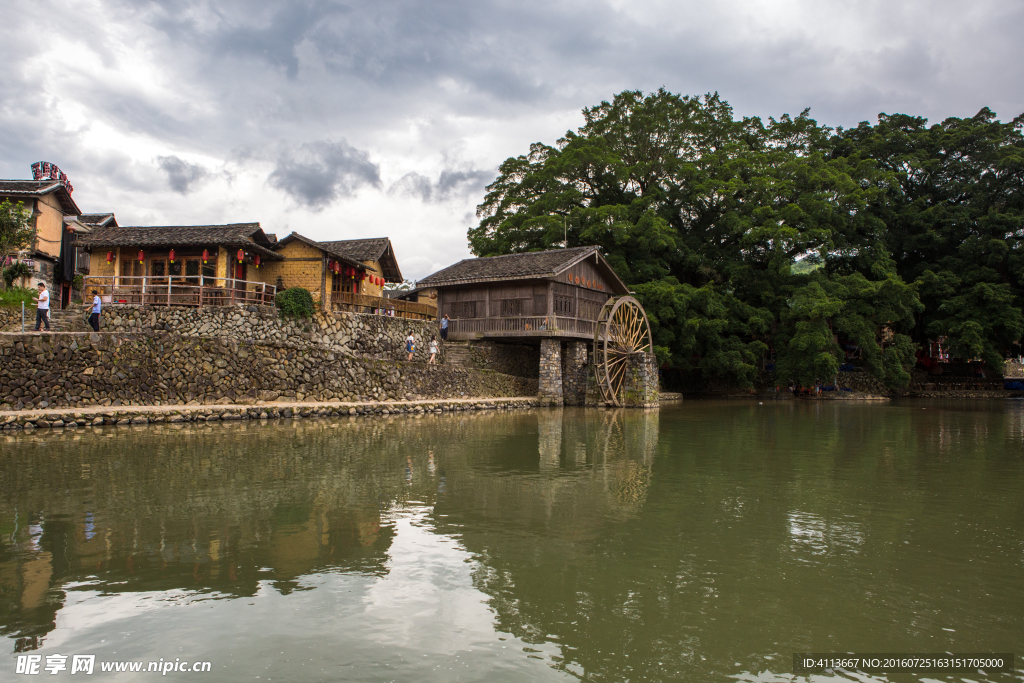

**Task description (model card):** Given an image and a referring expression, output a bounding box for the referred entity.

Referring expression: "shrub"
[2,262,31,288]
[275,287,315,319]
[72,273,84,291]
[0,286,36,307]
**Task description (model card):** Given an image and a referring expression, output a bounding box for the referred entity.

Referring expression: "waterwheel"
[592,296,654,406]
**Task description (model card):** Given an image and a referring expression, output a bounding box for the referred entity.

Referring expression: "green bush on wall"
[2,262,31,288]
[275,287,315,319]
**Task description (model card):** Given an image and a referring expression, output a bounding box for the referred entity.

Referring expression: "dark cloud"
[389,166,493,203]
[158,155,209,193]
[268,140,381,210]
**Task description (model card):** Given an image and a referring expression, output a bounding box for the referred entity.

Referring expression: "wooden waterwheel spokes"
[593,296,653,406]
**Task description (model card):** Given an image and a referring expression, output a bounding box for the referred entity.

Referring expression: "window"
[332,272,356,295]
[499,299,522,316]
[554,295,574,316]
[451,301,477,318]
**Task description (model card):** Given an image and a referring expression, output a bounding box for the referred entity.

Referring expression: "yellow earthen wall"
[361,260,384,297]
[32,194,65,260]
[260,241,326,303]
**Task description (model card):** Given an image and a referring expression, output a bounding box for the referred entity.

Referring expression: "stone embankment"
[0,332,536,412]
[0,397,542,430]
[93,305,444,363]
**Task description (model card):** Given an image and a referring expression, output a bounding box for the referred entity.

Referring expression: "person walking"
[83,289,102,332]
[428,335,438,365]
[406,331,416,361]
[440,314,449,341]
[32,282,50,331]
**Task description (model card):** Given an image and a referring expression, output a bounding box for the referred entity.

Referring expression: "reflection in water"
[1,401,1023,683]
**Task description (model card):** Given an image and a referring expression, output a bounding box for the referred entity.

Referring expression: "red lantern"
[106,251,114,264]
[169,248,175,263]
[237,249,244,263]
[138,250,144,263]
[254,254,261,268]
[202,249,209,264]
[361,271,367,280]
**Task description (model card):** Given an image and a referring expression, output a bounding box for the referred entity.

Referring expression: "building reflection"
[0,408,659,653]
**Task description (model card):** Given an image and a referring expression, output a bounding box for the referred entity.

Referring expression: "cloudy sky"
[2,0,1021,279]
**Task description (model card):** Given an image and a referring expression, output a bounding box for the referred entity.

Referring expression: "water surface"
[1,400,1022,681]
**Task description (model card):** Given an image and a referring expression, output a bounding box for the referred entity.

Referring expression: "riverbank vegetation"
[469,90,1024,388]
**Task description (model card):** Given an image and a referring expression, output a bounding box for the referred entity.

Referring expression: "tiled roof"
[0,180,61,193]
[0,179,81,215]
[318,238,390,262]
[274,233,363,269]
[77,213,118,228]
[419,246,603,286]
[76,223,282,259]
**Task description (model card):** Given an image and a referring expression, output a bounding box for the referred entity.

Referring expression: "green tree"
[0,200,35,288]
[471,89,925,387]
[829,108,1024,363]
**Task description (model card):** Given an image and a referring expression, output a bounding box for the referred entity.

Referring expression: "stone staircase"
[444,341,474,369]
[43,308,91,333]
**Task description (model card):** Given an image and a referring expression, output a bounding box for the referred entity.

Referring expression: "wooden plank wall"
[440,278,610,321]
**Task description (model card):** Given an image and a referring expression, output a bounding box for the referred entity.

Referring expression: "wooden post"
[547,281,554,325]
[320,253,328,313]
[199,274,204,308]
[141,275,147,305]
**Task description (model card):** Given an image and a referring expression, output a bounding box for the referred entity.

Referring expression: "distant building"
[78,227,432,318]
[0,163,115,307]
[77,223,283,305]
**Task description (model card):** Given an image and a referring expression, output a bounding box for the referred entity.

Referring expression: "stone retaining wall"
[0,306,22,331]
[467,341,540,378]
[0,397,542,430]
[96,304,443,362]
[0,332,536,411]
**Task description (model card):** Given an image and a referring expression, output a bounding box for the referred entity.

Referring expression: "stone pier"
[620,353,660,408]
[562,341,589,406]
[538,338,563,405]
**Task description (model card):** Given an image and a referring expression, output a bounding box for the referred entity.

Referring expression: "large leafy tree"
[470,89,1022,386]
[829,109,1024,366]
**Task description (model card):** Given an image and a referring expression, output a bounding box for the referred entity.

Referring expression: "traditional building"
[418,246,656,407]
[0,164,118,306]
[264,233,431,318]
[78,223,283,305]
[418,246,630,340]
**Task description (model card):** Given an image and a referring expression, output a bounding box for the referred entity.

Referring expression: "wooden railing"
[448,316,597,339]
[83,275,276,307]
[332,291,437,320]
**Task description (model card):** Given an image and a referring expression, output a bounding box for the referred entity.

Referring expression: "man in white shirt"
[32,282,50,331]
[83,289,101,331]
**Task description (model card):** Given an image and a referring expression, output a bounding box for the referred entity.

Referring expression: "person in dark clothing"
[83,289,102,332]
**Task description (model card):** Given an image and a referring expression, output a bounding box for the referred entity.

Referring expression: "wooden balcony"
[331,291,437,320]
[447,316,597,341]
[83,275,276,308]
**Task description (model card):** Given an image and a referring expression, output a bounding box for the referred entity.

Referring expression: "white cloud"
[1,0,1021,278]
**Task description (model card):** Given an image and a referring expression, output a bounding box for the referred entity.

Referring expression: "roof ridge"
[472,246,596,261]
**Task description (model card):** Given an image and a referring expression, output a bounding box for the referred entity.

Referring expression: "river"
[1,400,1022,681]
